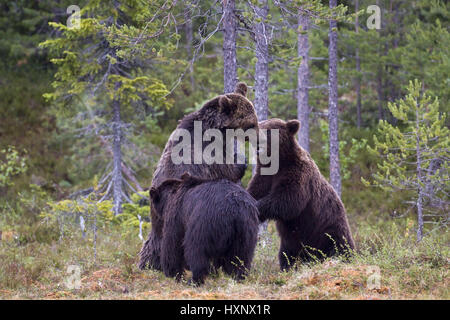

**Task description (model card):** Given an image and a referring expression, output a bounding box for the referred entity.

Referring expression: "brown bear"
[149,173,259,285]
[139,82,258,270]
[247,118,355,270]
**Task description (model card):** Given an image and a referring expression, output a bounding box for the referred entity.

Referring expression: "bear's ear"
[149,187,159,202]
[234,82,248,97]
[286,120,300,135]
[180,172,191,181]
[218,95,236,115]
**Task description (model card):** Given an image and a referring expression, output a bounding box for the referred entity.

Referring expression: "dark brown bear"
[247,118,355,270]
[139,82,258,270]
[149,173,259,285]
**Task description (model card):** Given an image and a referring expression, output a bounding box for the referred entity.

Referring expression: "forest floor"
[0,219,448,300]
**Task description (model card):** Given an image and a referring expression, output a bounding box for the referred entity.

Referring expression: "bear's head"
[258,118,300,162]
[149,172,204,215]
[199,82,258,131]
[149,178,181,216]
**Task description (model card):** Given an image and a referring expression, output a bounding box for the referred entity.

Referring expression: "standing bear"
[150,173,259,285]
[247,118,355,270]
[139,82,258,270]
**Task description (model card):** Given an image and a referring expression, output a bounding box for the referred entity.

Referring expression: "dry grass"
[0,219,448,300]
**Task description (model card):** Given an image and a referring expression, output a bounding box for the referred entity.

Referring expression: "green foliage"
[340,0,450,127]
[317,119,368,180]
[42,190,150,239]
[364,80,449,232]
[119,192,150,228]
[18,184,50,215]
[286,0,354,26]
[0,146,27,187]
[37,0,182,205]
[366,81,448,190]
[0,0,77,66]
[39,0,176,110]
[394,18,450,106]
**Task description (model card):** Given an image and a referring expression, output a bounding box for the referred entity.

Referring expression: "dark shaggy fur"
[139,82,258,270]
[150,173,259,285]
[247,118,355,270]
[151,81,257,188]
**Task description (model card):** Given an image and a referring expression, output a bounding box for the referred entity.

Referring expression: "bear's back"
[181,179,259,258]
[182,179,259,225]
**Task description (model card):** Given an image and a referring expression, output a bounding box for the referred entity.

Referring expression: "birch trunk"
[254,0,269,122]
[253,0,270,233]
[112,96,123,216]
[297,10,310,151]
[223,0,237,93]
[415,106,424,241]
[328,0,342,197]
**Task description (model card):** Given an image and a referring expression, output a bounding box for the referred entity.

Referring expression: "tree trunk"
[184,7,195,91]
[376,0,384,121]
[355,0,362,128]
[376,70,384,120]
[112,96,123,216]
[223,0,237,93]
[253,0,270,234]
[328,0,342,197]
[415,106,424,241]
[254,0,269,121]
[297,10,310,151]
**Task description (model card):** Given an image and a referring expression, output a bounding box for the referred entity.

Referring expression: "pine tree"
[41,0,175,215]
[364,80,449,241]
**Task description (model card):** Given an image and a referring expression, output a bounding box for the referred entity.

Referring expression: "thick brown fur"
[139,83,258,270]
[150,173,259,285]
[247,118,355,270]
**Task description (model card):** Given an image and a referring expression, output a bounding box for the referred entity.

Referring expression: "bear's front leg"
[138,231,162,271]
[247,171,272,200]
[256,195,278,222]
[257,187,306,222]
